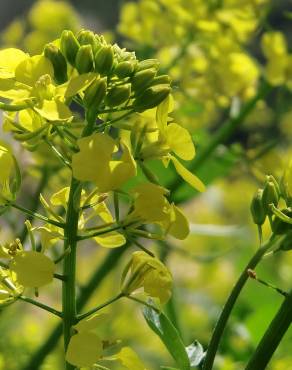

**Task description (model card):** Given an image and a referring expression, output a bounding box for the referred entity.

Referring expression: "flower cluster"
[0,27,204,368]
[118,0,270,128]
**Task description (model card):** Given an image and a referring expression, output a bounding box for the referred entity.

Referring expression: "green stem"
[0,99,35,111]
[245,290,292,370]
[77,223,124,241]
[202,237,279,370]
[10,202,65,228]
[62,177,81,370]
[127,295,160,313]
[169,81,272,201]
[76,292,125,321]
[18,296,62,318]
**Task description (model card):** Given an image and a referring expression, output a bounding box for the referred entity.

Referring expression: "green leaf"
[186,341,205,368]
[143,306,190,370]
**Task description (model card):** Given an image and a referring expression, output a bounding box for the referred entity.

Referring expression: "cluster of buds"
[250,165,292,250]
[44,29,171,113]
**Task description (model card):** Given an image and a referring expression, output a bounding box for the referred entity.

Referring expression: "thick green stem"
[245,290,292,370]
[202,238,279,370]
[62,177,81,370]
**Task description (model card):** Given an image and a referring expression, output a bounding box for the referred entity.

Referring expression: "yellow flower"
[9,251,55,288]
[129,182,190,240]
[72,133,137,192]
[121,251,173,304]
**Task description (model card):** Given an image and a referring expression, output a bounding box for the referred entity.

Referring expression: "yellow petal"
[94,232,126,248]
[10,251,55,287]
[0,48,28,78]
[166,122,195,160]
[170,156,205,192]
[35,98,73,121]
[114,347,147,370]
[74,313,108,332]
[15,55,54,86]
[168,205,190,240]
[64,73,97,99]
[65,332,102,367]
[50,187,69,207]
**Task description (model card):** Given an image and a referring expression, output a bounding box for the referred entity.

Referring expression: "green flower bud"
[262,180,280,214]
[94,45,114,75]
[250,189,266,225]
[266,175,281,198]
[44,43,68,84]
[131,68,157,93]
[151,74,172,86]
[60,30,80,66]
[272,208,292,235]
[106,84,131,107]
[133,84,171,112]
[84,77,107,113]
[136,58,160,72]
[77,30,100,53]
[75,45,94,74]
[114,61,135,78]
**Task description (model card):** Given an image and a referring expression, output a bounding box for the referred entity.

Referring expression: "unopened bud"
[94,45,114,75]
[133,84,171,112]
[114,61,135,78]
[106,84,131,106]
[151,74,172,86]
[250,189,266,225]
[77,29,100,53]
[271,208,292,235]
[44,43,67,84]
[75,45,94,74]
[83,77,107,112]
[262,180,280,215]
[136,59,160,72]
[60,30,80,66]
[131,68,156,93]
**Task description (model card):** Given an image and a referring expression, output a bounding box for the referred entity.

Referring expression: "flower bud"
[114,61,135,78]
[121,251,172,304]
[83,77,107,112]
[271,208,292,235]
[131,68,157,93]
[75,45,94,74]
[106,84,131,106]
[77,30,100,54]
[262,179,280,214]
[44,43,67,84]
[136,58,160,72]
[250,189,266,225]
[60,30,80,66]
[151,74,172,86]
[133,84,171,112]
[94,45,114,75]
